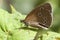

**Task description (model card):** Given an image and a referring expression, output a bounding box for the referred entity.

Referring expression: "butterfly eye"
[44,17,47,23]
[38,12,42,17]
[40,7,44,11]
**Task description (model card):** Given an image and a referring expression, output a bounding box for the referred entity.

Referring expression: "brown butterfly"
[21,3,52,29]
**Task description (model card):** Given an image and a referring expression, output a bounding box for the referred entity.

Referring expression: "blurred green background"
[0,0,60,40]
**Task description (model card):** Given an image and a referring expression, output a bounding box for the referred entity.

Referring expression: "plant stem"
[33,28,43,40]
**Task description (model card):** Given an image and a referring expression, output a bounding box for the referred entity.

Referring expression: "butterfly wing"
[24,3,52,29]
[37,3,52,28]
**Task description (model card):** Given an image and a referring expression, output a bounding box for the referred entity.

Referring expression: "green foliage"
[0,8,60,40]
[0,0,60,40]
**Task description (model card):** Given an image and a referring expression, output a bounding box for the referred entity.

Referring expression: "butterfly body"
[22,3,52,29]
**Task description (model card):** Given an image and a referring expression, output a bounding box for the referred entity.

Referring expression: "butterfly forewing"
[23,3,52,29]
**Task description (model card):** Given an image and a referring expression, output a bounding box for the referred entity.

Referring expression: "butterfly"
[21,3,52,30]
